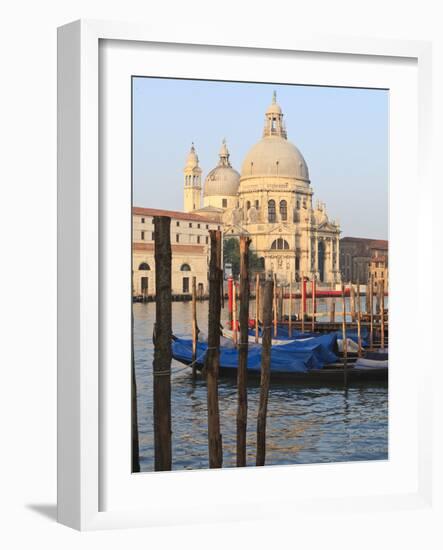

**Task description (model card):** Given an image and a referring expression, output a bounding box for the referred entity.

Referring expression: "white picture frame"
[57,19,435,531]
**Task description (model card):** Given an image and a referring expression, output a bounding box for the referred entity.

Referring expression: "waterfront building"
[132,207,220,297]
[369,252,389,292]
[185,93,342,285]
[339,237,388,284]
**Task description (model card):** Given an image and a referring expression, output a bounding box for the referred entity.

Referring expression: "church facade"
[184,93,342,285]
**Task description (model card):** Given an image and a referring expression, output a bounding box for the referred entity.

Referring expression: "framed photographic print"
[57,20,435,531]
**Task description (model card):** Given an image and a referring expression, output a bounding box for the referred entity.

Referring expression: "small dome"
[266,102,282,115]
[266,90,282,115]
[241,136,309,181]
[204,165,240,197]
[204,139,240,197]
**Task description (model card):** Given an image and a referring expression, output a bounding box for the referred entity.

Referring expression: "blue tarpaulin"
[172,331,339,374]
[249,325,369,347]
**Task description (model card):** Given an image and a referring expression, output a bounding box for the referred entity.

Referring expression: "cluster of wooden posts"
[230,271,388,354]
[132,216,276,471]
[132,215,388,472]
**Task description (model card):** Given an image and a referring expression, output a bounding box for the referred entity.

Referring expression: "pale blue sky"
[133,78,388,239]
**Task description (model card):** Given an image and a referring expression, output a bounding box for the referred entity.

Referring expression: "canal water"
[134,299,388,471]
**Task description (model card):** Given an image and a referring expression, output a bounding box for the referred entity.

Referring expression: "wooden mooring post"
[131,271,140,473]
[311,279,316,332]
[191,276,198,379]
[132,348,140,472]
[273,274,278,337]
[228,276,233,328]
[288,274,293,338]
[380,278,385,349]
[255,273,260,343]
[350,283,356,322]
[301,274,305,332]
[356,280,362,357]
[237,236,251,467]
[232,280,238,344]
[153,216,172,471]
[330,299,336,323]
[256,278,274,467]
[341,282,348,386]
[369,274,374,350]
[204,230,223,468]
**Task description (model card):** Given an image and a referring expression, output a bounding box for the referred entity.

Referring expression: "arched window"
[271,238,289,250]
[296,198,300,209]
[280,200,287,221]
[268,200,276,223]
[180,263,191,271]
[138,262,150,270]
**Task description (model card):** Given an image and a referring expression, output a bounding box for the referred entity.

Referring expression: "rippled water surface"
[134,300,388,471]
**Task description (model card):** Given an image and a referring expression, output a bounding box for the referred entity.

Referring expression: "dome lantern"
[263,91,287,139]
[218,138,231,167]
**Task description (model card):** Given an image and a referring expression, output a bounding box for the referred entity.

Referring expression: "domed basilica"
[183,93,341,284]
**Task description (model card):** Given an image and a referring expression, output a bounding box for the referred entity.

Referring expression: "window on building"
[138,262,150,270]
[197,223,200,228]
[141,217,145,223]
[217,226,221,230]
[268,200,276,223]
[302,198,307,209]
[296,199,300,209]
[246,201,251,210]
[197,236,200,244]
[255,200,259,209]
[205,236,208,244]
[280,200,287,221]
[180,263,191,271]
[189,222,192,228]
[182,277,190,293]
[141,231,145,240]
[176,234,180,243]
[271,238,289,250]
[176,221,180,227]
[222,198,227,208]
[206,224,209,229]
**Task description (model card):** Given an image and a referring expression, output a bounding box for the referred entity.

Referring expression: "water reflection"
[134,301,388,471]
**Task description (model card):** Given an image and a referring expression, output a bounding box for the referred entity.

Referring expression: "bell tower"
[183,143,202,212]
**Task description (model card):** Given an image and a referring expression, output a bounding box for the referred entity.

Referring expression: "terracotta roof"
[369,240,389,250]
[341,236,388,249]
[133,242,206,254]
[133,206,221,225]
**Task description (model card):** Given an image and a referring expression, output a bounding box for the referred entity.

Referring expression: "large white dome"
[240,136,310,181]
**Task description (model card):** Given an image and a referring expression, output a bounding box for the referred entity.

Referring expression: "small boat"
[171,335,388,384]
